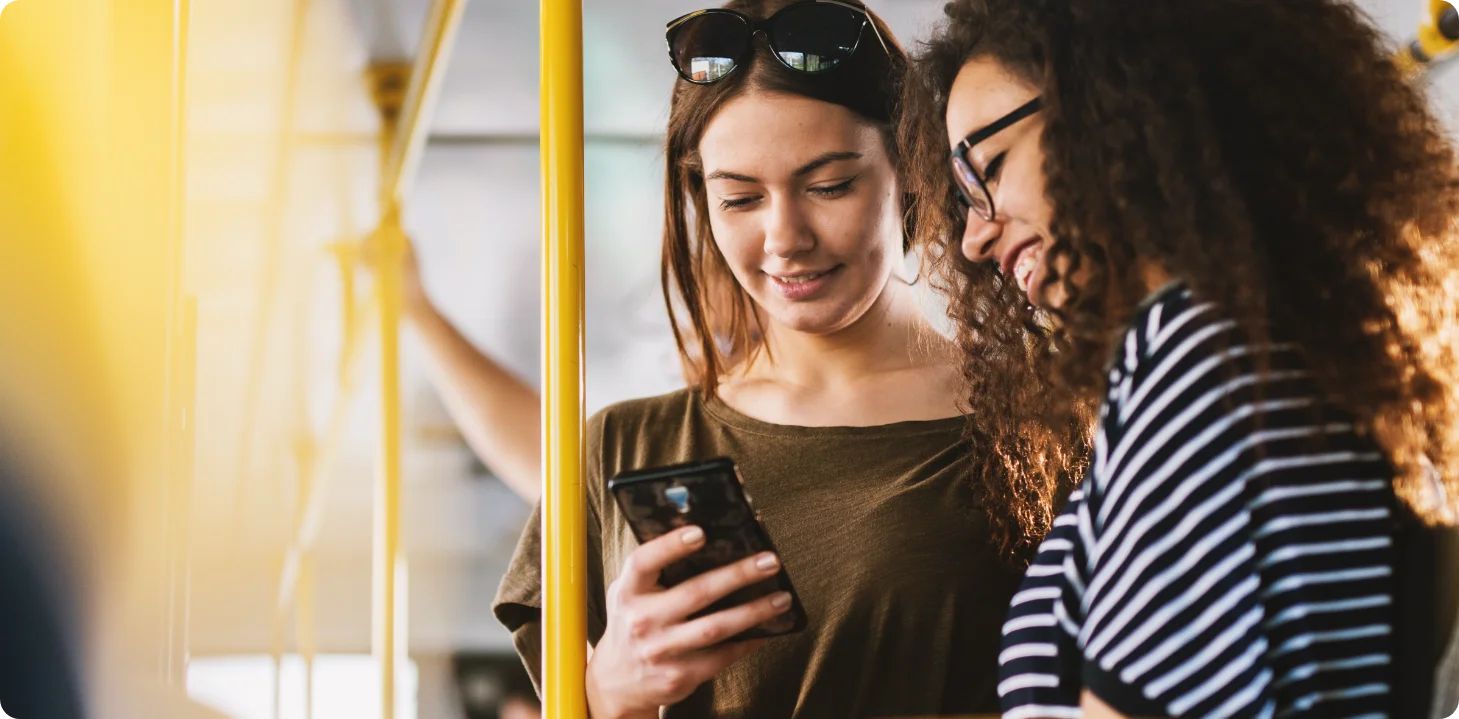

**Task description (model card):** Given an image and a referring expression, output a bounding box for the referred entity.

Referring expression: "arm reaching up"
[391,236,542,503]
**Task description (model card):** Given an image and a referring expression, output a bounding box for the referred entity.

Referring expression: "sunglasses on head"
[665,0,889,85]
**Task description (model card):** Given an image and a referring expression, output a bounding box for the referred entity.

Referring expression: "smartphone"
[608,457,807,640]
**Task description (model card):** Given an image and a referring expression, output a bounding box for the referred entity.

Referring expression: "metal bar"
[164,295,197,686]
[368,61,409,719]
[230,0,312,561]
[293,131,662,147]
[162,0,193,681]
[297,553,316,719]
[107,0,188,681]
[275,248,372,614]
[540,0,588,716]
[271,611,284,719]
[372,213,406,719]
[381,0,468,206]
[1397,0,1459,75]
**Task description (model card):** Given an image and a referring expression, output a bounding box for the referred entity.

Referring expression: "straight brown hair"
[660,0,907,394]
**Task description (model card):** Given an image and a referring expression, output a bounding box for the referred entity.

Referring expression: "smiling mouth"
[772,269,835,284]
[1010,243,1043,294]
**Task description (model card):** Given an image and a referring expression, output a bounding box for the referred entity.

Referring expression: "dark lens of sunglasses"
[768,3,863,72]
[670,13,752,83]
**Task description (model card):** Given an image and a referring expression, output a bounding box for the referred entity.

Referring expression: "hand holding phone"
[609,457,807,639]
[583,458,807,719]
[585,525,791,719]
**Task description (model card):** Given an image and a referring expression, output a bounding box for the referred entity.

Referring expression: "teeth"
[1013,246,1042,293]
[778,271,826,284]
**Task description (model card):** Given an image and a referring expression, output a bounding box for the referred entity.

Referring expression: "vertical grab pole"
[540,0,588,717]
[373,207,405,719]
[1396,0,1459,75]
[368,62,411,719]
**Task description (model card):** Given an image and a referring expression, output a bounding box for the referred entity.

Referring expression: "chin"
[766,305,860,336]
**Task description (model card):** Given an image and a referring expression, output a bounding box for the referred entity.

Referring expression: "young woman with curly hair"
[901,0,1459,716]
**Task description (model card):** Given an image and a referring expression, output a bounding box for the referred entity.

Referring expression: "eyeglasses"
[665,0,889,85]
[950,97,1042,222]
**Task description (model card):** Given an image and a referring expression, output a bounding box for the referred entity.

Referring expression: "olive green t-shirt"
[492,389,1024,718]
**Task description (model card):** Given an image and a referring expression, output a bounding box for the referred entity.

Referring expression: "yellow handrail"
[369,61,409,719]
[540,0,588,717]
[1397,0,1459,75]
[230,0,312,558]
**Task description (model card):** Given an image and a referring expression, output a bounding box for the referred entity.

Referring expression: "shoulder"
[1108,282,1224,380]
[587,388,709,485]
[589,387,702,438]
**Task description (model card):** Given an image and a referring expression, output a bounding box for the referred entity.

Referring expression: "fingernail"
[771,592,792,609]
[755,553,779,571]
[681,527,704,544]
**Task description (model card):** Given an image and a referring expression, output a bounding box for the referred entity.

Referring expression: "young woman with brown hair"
[492,1,1083,716]
[902,0,1459,715]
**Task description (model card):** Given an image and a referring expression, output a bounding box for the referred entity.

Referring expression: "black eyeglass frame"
[950,97,1043,222]
[664,0,890,85]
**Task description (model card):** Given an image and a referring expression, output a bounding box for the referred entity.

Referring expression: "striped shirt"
[1000,284,1397,719]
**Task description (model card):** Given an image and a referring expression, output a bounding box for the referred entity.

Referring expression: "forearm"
[408,301,542,501]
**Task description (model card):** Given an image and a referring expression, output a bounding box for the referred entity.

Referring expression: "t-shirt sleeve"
[998,491,1087,719]
[493,498,546,691]
[492,411,611,696]
[1075,297,1275,717]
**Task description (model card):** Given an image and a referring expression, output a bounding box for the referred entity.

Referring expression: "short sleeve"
[1006,285,1395,718]
[1075,295,1275,717]
[492,411,611,695]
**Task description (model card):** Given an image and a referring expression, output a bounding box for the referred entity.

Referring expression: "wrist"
[584,659,656,719]
[401,290,436,326]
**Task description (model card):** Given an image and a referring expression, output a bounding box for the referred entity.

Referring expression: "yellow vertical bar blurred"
[1,0,193,692]
[1396,0,1459,74]
[369,61,409,719]
[373,220,404,719]
[107,0,187,680]
[161,0,193,686]
[165,295,197,686]
[373,193,407,719]
[540,0,588,717]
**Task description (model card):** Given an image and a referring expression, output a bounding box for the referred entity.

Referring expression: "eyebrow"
[704,151,864,183]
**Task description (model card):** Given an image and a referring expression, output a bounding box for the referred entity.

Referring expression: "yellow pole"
[540,0,588,717]
[230,0,312,557]
[369,62,410,719]
[165,295,197,686]
[161,0,193,686]
[106,0,188,680]
[1397,0,1459,75]
[373,214,406,719]
[381,0,468,207]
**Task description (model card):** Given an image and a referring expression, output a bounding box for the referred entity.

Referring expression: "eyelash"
[718,177,859,211]
[982,152,1007,182]
[810,176,857,198]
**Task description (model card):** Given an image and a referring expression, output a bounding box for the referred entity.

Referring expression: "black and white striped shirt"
[1000,283,1396,719]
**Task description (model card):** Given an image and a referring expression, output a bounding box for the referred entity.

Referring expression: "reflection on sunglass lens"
[671,13,751,83]
[769,3,862,72]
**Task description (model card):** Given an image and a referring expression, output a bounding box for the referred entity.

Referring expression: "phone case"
[608,457,807,640]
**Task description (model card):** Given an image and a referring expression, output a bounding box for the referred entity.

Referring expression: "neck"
[745,275,940,390]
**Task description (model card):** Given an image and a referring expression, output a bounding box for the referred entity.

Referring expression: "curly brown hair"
[902,0,1459,523]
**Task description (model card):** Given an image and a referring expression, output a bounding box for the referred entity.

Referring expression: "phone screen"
[609,458,805,639]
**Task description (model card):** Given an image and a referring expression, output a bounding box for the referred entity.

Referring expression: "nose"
[960,210,1003,265]
[763,195,815,259]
